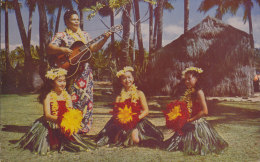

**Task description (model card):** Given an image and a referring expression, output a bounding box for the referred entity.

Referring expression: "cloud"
[164,25,183,36]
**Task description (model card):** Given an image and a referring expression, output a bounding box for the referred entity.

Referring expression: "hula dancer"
[162,67,228,155]
[15,68,96,155]
[96,66,163,147]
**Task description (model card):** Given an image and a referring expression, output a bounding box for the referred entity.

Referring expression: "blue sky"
[1,0,260,51]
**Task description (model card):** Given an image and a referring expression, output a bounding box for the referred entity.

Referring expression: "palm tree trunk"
[5,0,10,70]
[156,0,164,49]
[38,0,49,61]
[110,10,115,44]
[110,9,115,59]
[38,0,49,83]
[149,3,154,54]
[134,0,145,63]
[184,0,189,33]
[79,9,84,30]
[153,6,158,50]
[3,0,11,93]
[28,3,35,44]
[120,3,132,69]
[55,0,62,33]
[246,0,254,48]
[13,0,33,92]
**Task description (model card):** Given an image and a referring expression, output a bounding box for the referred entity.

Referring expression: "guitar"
[54,24,123,77]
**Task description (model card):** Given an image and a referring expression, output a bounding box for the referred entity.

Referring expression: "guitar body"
[56,41,91,70]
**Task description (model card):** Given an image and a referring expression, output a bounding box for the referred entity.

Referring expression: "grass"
[0,93,260,162]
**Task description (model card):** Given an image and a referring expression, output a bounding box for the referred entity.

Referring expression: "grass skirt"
[15,117,96,155]
[163,118,228,155]
[96,118,164,148]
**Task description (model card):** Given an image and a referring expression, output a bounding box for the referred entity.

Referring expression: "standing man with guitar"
[47,10,111,134]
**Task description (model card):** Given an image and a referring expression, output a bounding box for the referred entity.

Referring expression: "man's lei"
[65,28,87,44]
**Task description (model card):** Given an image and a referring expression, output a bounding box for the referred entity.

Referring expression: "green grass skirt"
[15,116,96,155]
[163,118,228,155]
[96,118,164,148]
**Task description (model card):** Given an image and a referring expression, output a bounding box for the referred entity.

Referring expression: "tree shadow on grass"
[207,101,260,127]
[2,125,30,133]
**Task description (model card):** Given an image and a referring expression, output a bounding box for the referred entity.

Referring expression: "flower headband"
[182,66,203,78]
[45,68,67,80]
[116,66,134,78]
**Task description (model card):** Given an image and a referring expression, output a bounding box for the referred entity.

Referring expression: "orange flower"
[60,108,83,136]
[117,105,137,124]
[167,105,182,121]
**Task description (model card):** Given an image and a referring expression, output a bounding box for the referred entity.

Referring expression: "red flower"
[111,99,141,131]
[71,93,79,102]
[163,100,190,135]
[77,78,87,89]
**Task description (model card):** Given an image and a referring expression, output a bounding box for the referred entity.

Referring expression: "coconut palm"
[153,0,173,50]
[133,0,145,63]
[148,2,154,53]
[184,0,189,33]
[2,0,15,92]
[156,0,164,49]
[3,0,12,72]
[13,0,34,91]
[37,0,49,60]
[120,2,132,68]
[25,0,36,44]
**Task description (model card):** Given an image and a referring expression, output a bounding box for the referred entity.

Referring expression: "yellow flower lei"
[119,84,139,103]
[65,28,87,44]
[180,88,195,115]
[116,66,134,78]
[45,68,67,80]
[182,67,203,78]
[50,90,70,115]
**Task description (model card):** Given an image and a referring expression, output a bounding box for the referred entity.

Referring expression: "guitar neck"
[80,34,105,51]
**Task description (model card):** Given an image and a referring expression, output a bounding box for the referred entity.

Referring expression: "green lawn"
[0,94,260,162]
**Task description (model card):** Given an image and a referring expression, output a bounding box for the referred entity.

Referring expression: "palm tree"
[13,0,35,91]
[242,0,260,48]
[4,0,11,72]
[156,0,164,50]
[148,2,154,53]
[133,0,145,63]
[26,0,36,44]
[120,3,132,68]
[37,0,49,61]
[184,0,189,33]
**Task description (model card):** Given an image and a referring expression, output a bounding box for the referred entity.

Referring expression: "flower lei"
[182,66,203,78]
[49,90,70,115]
[119,84,139,103]
[65,28,87,44]
[180,88,195,115]
[116,66,134,78]
[45,68,67,80]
